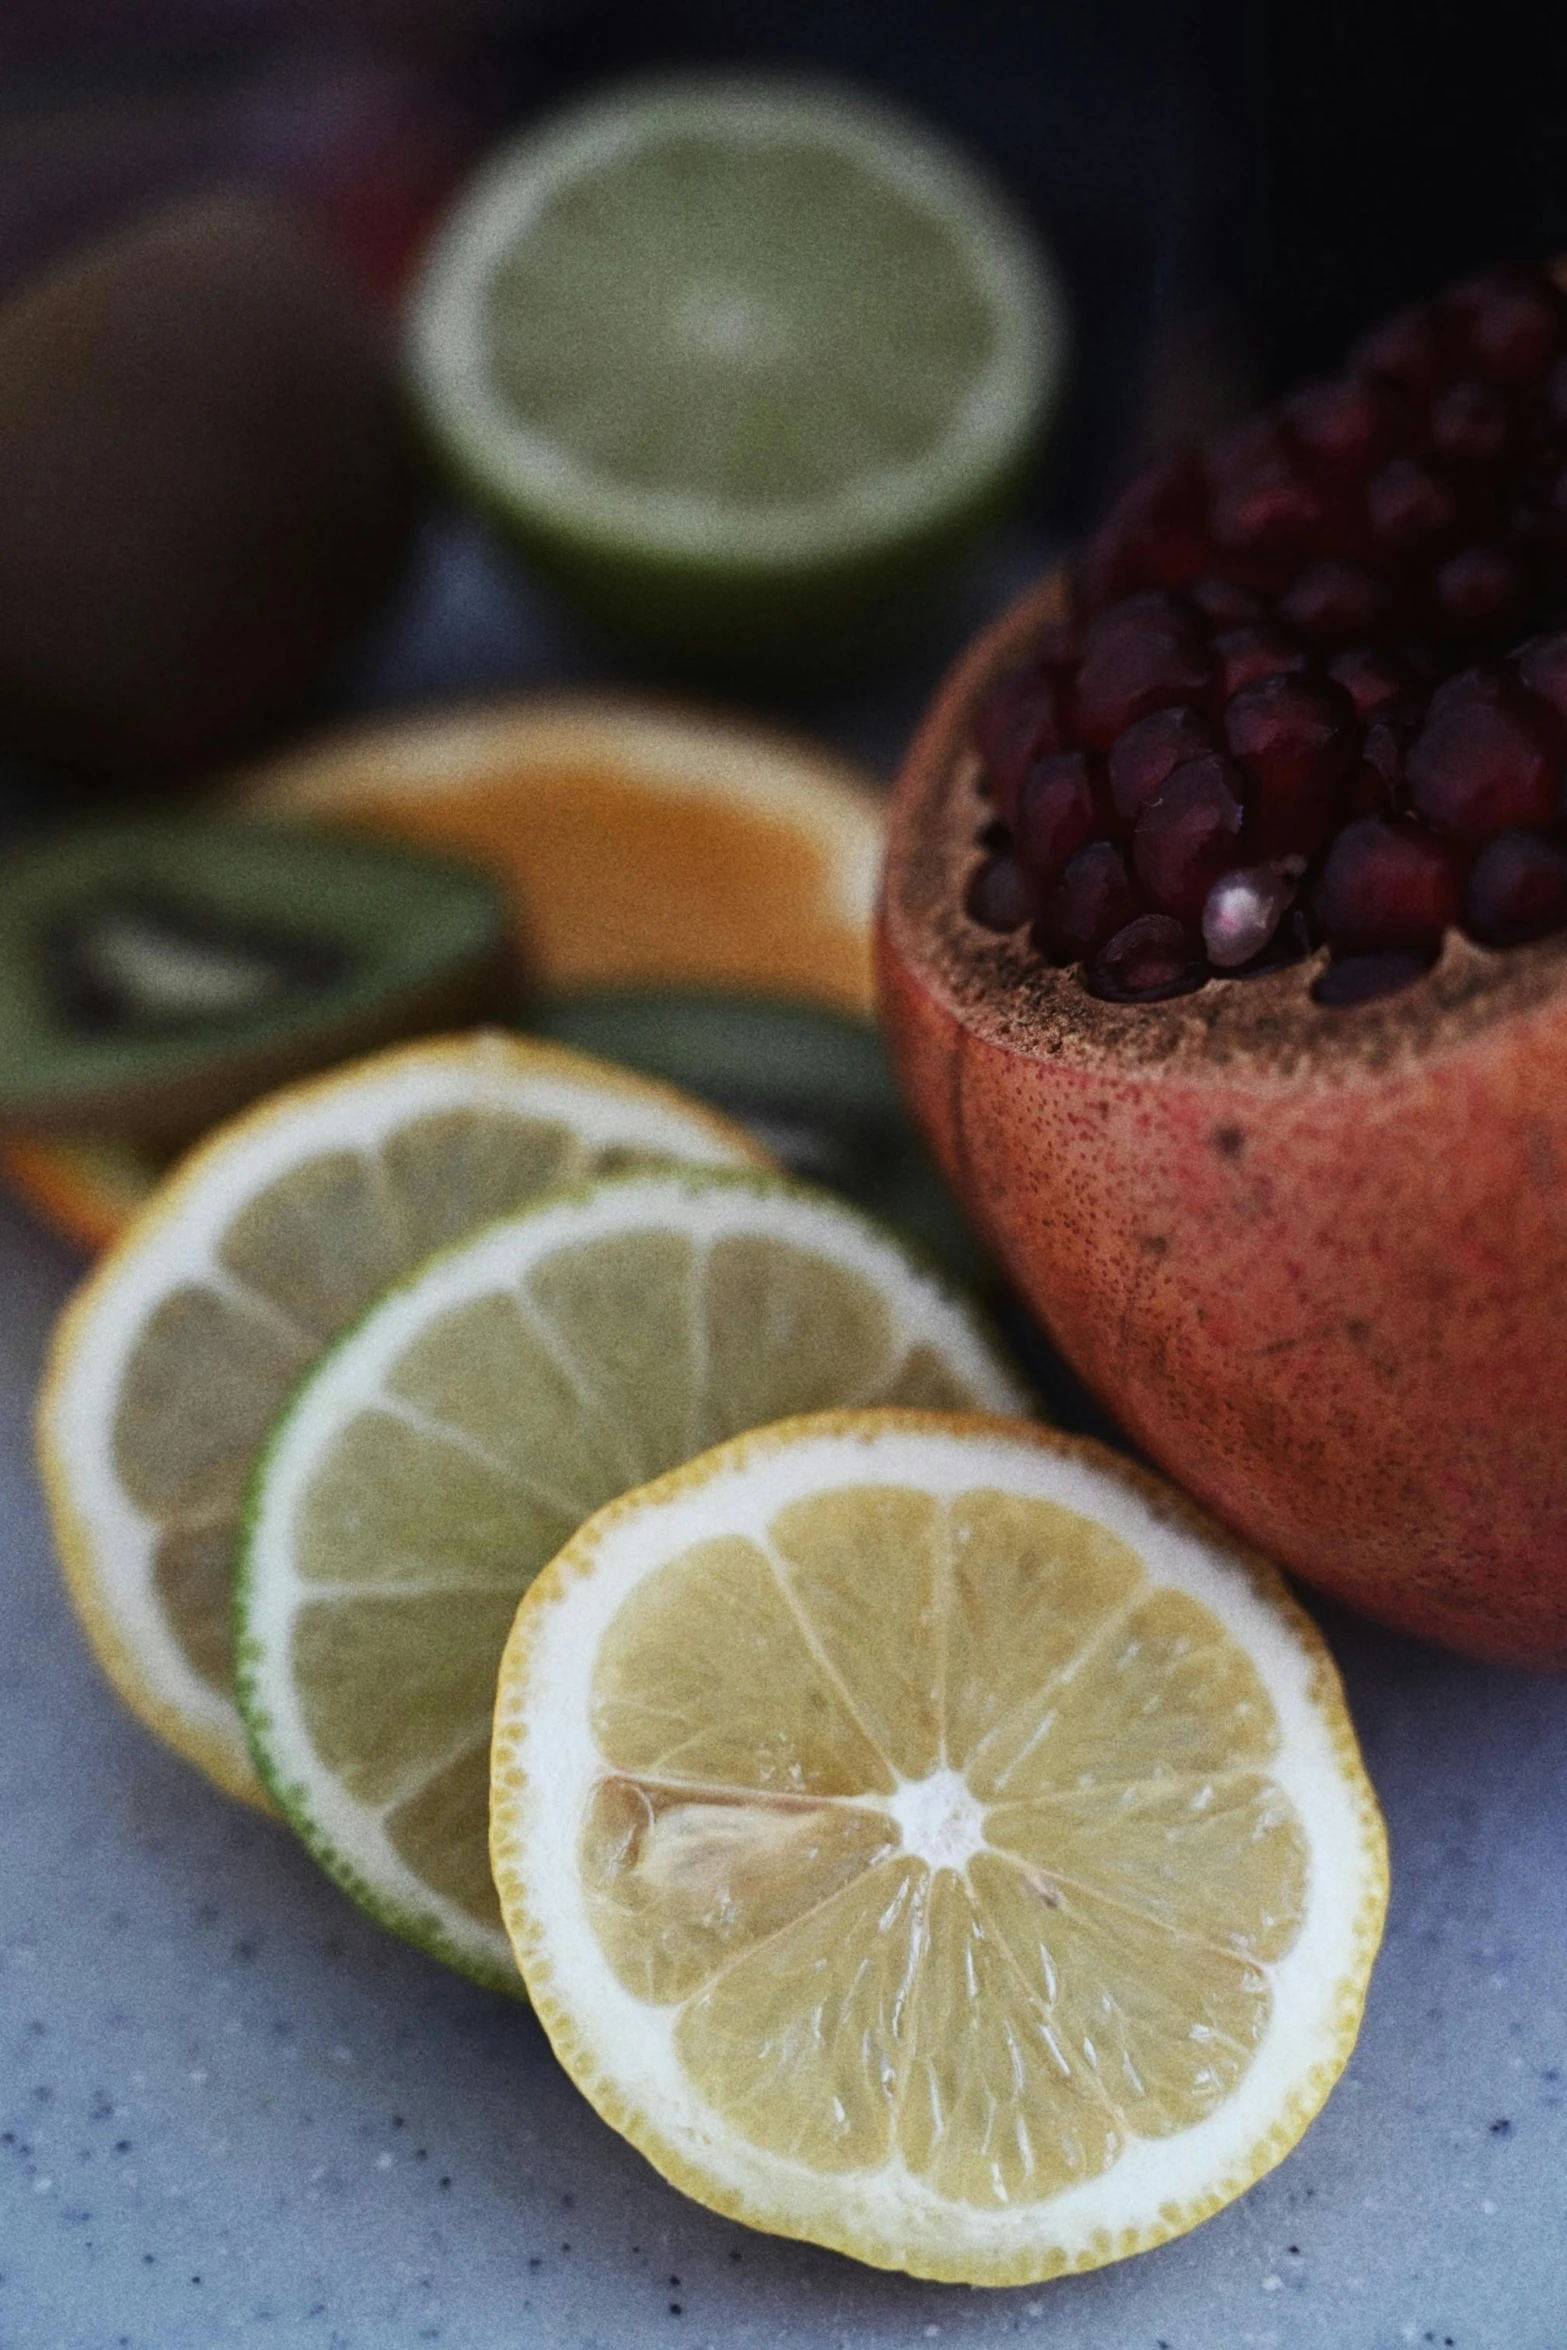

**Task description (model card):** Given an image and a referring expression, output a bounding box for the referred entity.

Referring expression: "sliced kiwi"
[0,822,516,1144]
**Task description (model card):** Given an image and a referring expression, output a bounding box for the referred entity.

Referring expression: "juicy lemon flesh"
[112,1109,678,1700]
[576,1482,1308,2209]
[284,1236,1005,1939]
[487,133,995,505]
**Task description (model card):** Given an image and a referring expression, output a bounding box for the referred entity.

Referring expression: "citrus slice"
[235,1173,1027,1989]
[407,76,1066,668]
[490,1412,1388,2285]
[3,696,884,1252]
[36,1033,766,1810]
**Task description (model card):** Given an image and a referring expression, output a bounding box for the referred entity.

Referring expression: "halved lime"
[407,75,1066,669]
[235,1169,1029,1990]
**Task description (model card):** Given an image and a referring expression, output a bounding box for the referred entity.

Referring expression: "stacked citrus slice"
[491,1412,1388,2283]
[233,1172,1027,1987]
[36,1033,766,1807]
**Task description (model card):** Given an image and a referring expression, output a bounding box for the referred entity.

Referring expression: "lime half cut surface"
[236,1170,1028,1990]
[408,75,1067,666]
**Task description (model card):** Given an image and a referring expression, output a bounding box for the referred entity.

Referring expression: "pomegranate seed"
[1432,545,1524,634]
[1080,449,1211,607]
[1462,829,1567,945]
[1327,644,1419,715]
[1278,559,1392,640]
[1287,376,1397,478]
[1087,913,1207,1002]
[1405,680,1561,843]
[1202,864,1296,967]
[1353,305,1443,392]
[1312,947,1439,1006]
[1234,907,1315,975]
[1208,452,1327,576]
[1223,673,1358,858]
[966,854,1035,932]
[1132,752,1246,922]
[1430,378,1513,466]
[1211,625,1309,699]
[974,663,1064,823]
[1107,704,1213,824]
[1453,275,1563,383]
[1187,575,1263,627]
[1514,630,1567,719]
[1368,456,1460,549]
[1313,816,1465,948]
[1015,750,1102,886]
[1072,592,1212,748]
[1037,840,1143,963]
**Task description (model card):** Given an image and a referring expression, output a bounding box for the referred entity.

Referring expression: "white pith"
[407,76,1067,567]
[491,1419,1387,2278]
[237,1175,1029,1983]
[40,1035,763,1804]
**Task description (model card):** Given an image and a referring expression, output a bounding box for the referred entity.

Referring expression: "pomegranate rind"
[880,571,1567,1666]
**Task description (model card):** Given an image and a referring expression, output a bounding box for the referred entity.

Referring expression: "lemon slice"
[36,1033,766,1810]
[235,1174,1026,1989]
[491,1412,1387,2285]
[408,76,1066,668]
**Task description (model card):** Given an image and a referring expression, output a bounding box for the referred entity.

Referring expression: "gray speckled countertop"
[3,524,1566,2349]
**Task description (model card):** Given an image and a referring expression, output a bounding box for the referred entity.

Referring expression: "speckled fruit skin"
[879,571,1567,1666]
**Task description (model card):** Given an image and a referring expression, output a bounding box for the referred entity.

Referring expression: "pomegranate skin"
[879,572,1567,1666]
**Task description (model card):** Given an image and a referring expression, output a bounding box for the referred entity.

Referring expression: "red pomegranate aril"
[1327,643,1419,715]
[1037,839,1143,963]
[1107,703,1213,824]
[1368,455,1460,549]
[1353,304,1443,392]
[1454,275,1564,383]
[1405,682,1561,843]
[1462,828,1567,946]
[965,852,1035,932]
[1515,629,1567,719]
[1015,749,1102,887]
[1286,376,1397,478]
[1071,592,1212,748]
[1311,946,1439,1006]
[1202,864,1295,967]
[1211,625,1309,700]
[1223,672,1358,858]
[1208,455,1327,576]
[1086,912,1207,1002]
[1430,378,1514,466]
[1132,752,1245,923]
[974,662,1064,822]
[1080,448,1211,608]
[1187,575,1263,628]
[1432,544,1525,634]
[1313,815,1465,949]
[1278,558,1393,641]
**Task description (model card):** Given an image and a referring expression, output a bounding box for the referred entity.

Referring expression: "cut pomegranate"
[965,852,1035,933]
[960,257,1567,1015]
[1132,753,1245,923]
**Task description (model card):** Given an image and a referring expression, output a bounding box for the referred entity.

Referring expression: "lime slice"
[37,1033,766,1809]
[492,1412,1388,2283]
[235,1170,1028,1989]
[408,75,1066,669]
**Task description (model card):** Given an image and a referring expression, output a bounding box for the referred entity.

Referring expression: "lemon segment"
[491,1413,1388,2285]
[36,1033,767,1808]
[235,1175,1026,1989]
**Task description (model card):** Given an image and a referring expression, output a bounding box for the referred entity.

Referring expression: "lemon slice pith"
[491,1412,1387,2286]
[235,1174,1027,1990]
[36,1032,767,1810]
